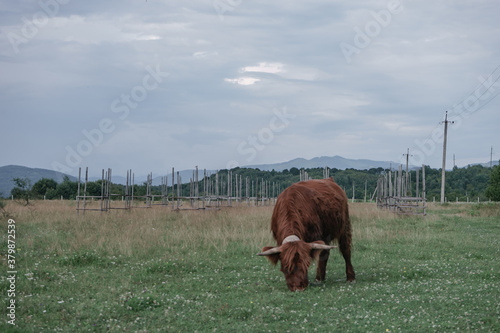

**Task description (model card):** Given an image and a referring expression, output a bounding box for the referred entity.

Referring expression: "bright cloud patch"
[239,62,329,81]
[241,62,285,74]
[224,77,260,85]
[136,35,161,41]
[193,51,218,58]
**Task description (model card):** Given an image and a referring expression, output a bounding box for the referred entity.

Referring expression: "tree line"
[5,162,500,203]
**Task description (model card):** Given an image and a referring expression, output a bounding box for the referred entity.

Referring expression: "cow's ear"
[310,241,326,262]
[261,247,280,265]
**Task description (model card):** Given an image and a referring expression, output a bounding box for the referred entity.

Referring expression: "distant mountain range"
[1,156,497,197]
[0,165,77,198]
[245,155,401,172]
[0,165,218,197]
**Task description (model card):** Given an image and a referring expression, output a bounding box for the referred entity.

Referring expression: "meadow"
[1,200,499,332]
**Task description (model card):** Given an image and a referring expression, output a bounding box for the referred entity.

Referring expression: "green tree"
[11,177,33,205]
[32,178,58,198]
[45,188,58,200]
[54,176,78,200]
[485,162,500,201]
[289,167,300,176]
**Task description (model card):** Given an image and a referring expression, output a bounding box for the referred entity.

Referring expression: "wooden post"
[148,173,152,207]
[422,165,426,216]
[83,167,88,216]
[195,167,198,209]
[252,180,254,206]
[376,178,379,207]
[216,171,219,208]
[266,180,269,205]
[190,172,194,208]
[409,172,412,197]
[100,169,105,213]
[125,170,129,209]
[227,170,231,206]
[393,170,396,198]
[388,169,392,197]
[246,177,250,206]
[256,179,259,206]
[164,175,168,206]
[107,168,112,211]
[103,168,111,212]
[128,169,132,209]
[398,165,402,198]
[171,168,174,210]
[203,169,206,209]
[364,179,367,203]
[177,171,180,209]
[77,167,81,216]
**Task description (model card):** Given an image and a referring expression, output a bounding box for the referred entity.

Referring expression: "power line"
[406,65,500,164]
[449,64,500,120]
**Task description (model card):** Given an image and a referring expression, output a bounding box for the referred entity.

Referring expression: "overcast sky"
[1,0,499,177]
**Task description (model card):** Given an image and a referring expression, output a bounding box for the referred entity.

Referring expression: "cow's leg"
[339,229,356,282]
[315,250,329,282]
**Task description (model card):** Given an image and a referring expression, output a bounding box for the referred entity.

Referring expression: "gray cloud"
[1,0,499,176]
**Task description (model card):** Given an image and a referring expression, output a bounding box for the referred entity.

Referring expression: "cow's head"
[258,236,335,291]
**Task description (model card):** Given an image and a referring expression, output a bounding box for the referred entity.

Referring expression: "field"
[1,200,499,332]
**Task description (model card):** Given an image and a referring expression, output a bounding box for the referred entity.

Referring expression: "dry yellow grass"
[4,201,275,258]
[3,200,437,258]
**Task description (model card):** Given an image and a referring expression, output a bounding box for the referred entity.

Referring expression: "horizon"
[2,153,497,181]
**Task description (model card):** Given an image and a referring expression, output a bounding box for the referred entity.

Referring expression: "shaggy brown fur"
[261,178,355,291]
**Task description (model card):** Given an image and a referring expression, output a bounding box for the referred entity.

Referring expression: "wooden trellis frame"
[76,166,282,215]
[376,164,426,216]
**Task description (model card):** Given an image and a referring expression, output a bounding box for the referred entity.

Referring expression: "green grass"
[1,201,499,332]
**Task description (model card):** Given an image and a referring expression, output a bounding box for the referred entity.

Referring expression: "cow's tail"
[339,215,355,281]
[339,216,352,253]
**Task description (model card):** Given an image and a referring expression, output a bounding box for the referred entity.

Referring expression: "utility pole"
[491,146,493,168]
[440,111,454,204]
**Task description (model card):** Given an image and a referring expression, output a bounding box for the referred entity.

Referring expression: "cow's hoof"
[347,279,356,284]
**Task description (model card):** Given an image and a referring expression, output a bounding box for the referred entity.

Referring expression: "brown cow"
[258,178,355,291]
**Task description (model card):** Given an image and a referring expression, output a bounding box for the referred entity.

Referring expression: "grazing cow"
[258,178,355,291]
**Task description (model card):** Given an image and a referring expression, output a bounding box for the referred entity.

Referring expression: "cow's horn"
[257,246,282,256]
[309,243,337,250]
